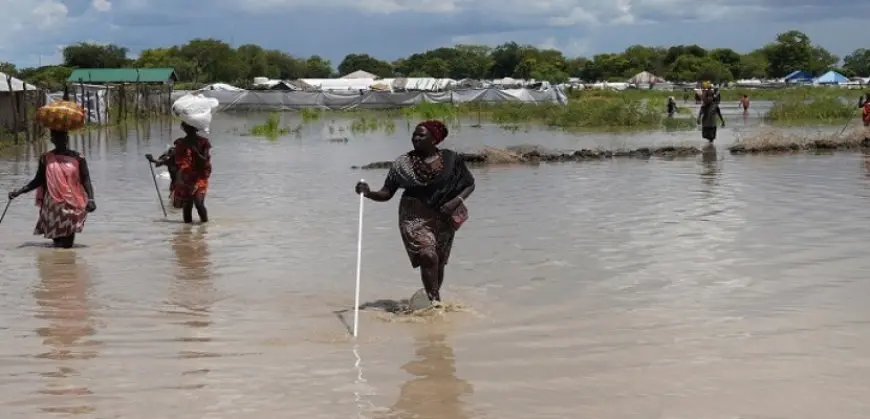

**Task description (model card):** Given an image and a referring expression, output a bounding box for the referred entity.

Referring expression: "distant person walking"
[697,90,725,143]
[860,92,870,127]
[667,96,678,118]
[354,120,475,305]
[7,102,97,248]
[739,95,750,113]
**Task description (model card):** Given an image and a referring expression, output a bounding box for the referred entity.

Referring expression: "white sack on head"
[172,93,220,133]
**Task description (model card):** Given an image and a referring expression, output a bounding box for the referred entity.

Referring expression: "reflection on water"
[384,331,473,419]
[33,251,98,415]
[167,225,217,369]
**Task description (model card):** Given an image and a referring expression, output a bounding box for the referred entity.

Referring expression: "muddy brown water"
[2,111,870,418]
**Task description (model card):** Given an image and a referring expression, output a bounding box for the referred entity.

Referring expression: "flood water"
[2,110,870,418]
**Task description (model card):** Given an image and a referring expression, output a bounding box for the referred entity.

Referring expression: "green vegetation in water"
[472,98,695,131]
[299,108,322,122]
[766,97,856,125]
[567,86,857,103]
[249,112,291,138]
[350,115,396,135]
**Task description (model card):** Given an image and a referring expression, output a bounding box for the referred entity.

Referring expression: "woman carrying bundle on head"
[170,93,218,224]
[354,120,475,305]
[173,122,212,224]
[7,101,96,248]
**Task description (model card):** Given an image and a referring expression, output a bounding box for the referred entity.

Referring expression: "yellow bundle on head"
[35,100,86,132]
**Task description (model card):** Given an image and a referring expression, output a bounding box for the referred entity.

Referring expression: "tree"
[0,62,17,76]
[180,38,246,83]
[337,54,393,78]
[451,45,493,79]
[710,48,741,79]
[304,55,333,78]
[17,65,72,90]
[843,48,870,77]
[665,55,732,83]
[2,29,855,86]
[63,42,129,68]
[422,58,450,78]
[236,44,270,80]
[489,42,523,78]
[762,30,836,77]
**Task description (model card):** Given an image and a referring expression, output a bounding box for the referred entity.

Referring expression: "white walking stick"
[353,179,365,338]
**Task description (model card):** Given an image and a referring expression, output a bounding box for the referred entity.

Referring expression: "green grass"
[249,112,291,139]
[766,97,857,125]
[568,85,861,102]
[309,98,695,132]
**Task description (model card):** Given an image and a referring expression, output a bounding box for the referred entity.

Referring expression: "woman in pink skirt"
[8,130,97,248]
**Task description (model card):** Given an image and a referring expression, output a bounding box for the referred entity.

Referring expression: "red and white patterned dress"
[33,152,88,239]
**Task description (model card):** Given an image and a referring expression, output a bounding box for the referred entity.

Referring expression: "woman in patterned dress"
[7,130,97,248]
[355,120,475,303]
[173,122,212,224]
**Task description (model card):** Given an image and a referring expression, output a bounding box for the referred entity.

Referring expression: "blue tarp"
[814,70,849,84]
[784,70,813,83]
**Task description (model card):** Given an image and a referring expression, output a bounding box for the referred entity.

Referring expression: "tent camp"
[814,70,849,85]
[628,71,665,85]
[783,70,813,83]
[1,71,43,133]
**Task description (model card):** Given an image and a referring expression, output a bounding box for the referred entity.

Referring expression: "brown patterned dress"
[385,149,475,268]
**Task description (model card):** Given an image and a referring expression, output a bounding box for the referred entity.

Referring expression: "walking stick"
[353,179,365,338]
[0,199,11,225]
[838,115,855,136]
[147,159,168,218]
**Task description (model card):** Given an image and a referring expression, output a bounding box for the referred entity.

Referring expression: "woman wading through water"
[7,124,97,248]
[355,120,475,304]
[174,122,212,223]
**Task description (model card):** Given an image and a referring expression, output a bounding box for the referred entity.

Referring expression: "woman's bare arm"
[78,157,95,200]
[16,156,47,195]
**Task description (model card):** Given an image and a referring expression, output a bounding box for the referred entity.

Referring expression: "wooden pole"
[135,70,141,119]
[79,78,87,125]
[94,89,101,125]
[6,74,21,144]
[22,82,30,143]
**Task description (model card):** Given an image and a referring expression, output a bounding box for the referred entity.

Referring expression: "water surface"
[1,113,869,418]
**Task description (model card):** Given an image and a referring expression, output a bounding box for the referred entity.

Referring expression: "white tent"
[301,78,376,91]
[341,70,378,80]
[628,71,665,84]
[0,71,38,92]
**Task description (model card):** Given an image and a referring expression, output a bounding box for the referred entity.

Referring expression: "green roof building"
[67,68,177,85]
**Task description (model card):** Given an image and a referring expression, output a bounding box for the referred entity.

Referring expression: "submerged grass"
[729,128,869,154]
[339,98,695,131]
[766,97,857,125]
[249,112,291,139]
[569,86,862,102]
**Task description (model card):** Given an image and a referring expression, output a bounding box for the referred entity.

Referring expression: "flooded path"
[2,113,870,418]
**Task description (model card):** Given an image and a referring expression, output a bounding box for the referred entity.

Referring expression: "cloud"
[32,0,70,28]
[92,0,112,12]
[1,0,869,69]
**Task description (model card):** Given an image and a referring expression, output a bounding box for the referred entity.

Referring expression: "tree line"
[1,30,868,91]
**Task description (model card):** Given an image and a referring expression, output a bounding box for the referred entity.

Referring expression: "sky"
[2,0,869,69]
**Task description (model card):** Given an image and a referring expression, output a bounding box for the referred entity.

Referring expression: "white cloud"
[32,0,69,29]
[226,0,460,13]
[0,0,68,53]
[93,0,113,12]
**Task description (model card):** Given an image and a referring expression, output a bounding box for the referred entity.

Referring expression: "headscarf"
[416,120,448,144]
